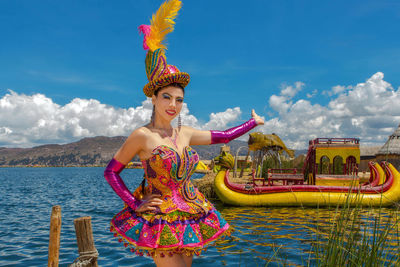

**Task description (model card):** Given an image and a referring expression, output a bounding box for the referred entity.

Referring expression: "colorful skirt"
[110,205,231,257]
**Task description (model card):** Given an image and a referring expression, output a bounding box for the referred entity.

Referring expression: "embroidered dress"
[110,145,231,256]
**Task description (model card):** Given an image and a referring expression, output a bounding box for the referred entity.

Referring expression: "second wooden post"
[73,216,98,267]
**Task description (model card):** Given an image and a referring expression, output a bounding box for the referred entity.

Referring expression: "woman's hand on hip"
[252,109,264,125]
[135,193,163,213]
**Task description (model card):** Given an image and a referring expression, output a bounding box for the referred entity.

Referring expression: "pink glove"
[104,158,142,210]
[210,118,257,144]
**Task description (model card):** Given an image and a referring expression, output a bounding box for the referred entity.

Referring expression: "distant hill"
[0,137,250,167]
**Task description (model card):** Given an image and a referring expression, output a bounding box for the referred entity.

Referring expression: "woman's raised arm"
[188,109,264,146]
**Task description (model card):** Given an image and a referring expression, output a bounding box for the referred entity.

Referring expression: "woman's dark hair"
[154,82,185,96]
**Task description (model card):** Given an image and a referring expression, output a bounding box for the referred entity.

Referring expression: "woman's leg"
[153,253,187,267]
[182,254,193,267]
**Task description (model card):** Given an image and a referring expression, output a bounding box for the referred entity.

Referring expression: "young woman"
[104,1,263,266]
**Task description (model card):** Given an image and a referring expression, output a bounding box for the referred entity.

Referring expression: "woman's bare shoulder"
[127,125,151,140]
[121,127,151,150]
[114,126,151,164]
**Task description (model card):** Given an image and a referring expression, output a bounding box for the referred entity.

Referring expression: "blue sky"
[1,0,400,149]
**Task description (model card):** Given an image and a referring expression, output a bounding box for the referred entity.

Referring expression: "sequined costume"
[107,0,259,257]
[110,145,231,256]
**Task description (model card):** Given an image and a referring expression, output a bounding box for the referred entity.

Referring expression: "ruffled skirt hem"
[110,207,231,257]
[110,223,232,257]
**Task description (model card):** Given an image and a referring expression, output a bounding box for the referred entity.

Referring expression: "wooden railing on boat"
[252,168,304,186]
[228,162,393,195]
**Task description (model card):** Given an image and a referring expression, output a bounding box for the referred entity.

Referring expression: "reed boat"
[214,162,400,207]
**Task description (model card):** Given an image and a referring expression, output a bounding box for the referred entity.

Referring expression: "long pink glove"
[210,118,257,144]
[104,158,142,210]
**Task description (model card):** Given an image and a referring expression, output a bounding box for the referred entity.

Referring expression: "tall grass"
[310,194,400,266]
[260,192,400,266]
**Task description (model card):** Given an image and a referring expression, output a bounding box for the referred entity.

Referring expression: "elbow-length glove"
[104,158,142,210]
[210,118,257,144]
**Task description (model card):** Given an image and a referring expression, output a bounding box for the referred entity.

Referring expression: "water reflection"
[212,204,400,266]
[0,168,399,266]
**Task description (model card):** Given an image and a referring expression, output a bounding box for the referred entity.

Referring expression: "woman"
[104,1,264,266]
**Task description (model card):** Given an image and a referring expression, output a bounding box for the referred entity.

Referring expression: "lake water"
[0,167,399,266]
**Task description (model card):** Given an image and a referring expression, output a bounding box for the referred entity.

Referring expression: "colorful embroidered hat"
[139,0,190,97]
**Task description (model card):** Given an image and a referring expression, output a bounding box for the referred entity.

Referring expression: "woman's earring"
[151,106,155,127]
[178,114,181,131]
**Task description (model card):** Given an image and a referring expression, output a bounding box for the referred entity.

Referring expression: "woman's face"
[152,85,184,122]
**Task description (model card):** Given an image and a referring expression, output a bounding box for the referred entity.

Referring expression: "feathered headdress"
[139,0,190,97]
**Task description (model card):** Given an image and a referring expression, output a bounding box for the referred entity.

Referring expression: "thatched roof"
[377,123,400,155]
[360,146,380,156]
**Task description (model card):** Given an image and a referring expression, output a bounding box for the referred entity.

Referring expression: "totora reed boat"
[214,161,400,207]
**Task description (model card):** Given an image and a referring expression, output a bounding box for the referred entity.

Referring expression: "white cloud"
[201,107,242,130]
[269,95,291,114]
[0,91,152,146]
[280,81,304,98]
[0,90,242,147]
[332,85,346,95]
[323,85,353,96]
[306,89,318,98]
[269,82,305,114]
[2,72,399,150]
[259,72,400,149]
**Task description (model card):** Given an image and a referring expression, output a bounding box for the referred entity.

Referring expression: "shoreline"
[0,165,145,168]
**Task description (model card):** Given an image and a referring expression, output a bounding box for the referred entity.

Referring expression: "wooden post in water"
[73,216,98,267]
[48,205,61,267]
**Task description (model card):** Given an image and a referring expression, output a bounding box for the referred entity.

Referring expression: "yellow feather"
[146,0,182,51]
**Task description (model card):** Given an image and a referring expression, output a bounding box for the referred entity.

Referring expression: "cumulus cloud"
[260,72,400,149]
[0,90,242,147]
[269,82,305,114]
[280,81,305,98]
[2,72,399,150]
[306,89,318,98]
[202,108,242,130]
[323,85,353,96]
[331,85,346,95]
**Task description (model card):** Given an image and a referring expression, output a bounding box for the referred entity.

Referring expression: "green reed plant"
[310,193,400,267]
[264,245,289,267]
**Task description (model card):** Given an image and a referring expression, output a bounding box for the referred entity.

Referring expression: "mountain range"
[0,136,253,167]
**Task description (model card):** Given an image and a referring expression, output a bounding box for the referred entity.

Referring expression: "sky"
[1,0,400,149]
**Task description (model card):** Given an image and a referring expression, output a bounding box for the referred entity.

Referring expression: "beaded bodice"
[141,145,213,214]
